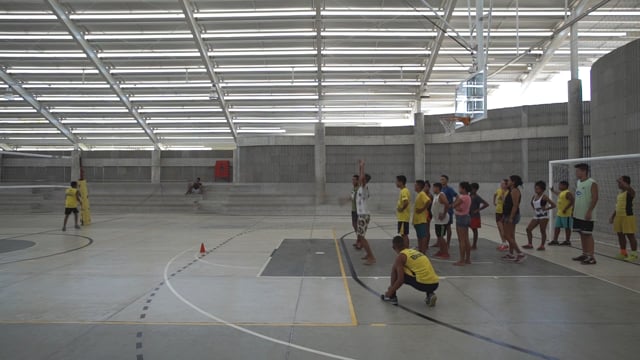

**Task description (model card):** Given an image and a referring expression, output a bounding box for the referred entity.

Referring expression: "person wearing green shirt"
[572,163,599,265]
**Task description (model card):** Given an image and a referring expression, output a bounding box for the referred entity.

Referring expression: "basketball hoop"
[439,115,471,136]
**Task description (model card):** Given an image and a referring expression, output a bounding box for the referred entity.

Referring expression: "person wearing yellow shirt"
[381,236,439,307]
[609,176,637,262]
[396,175,411,248]
[494,179,509,251]
[62,181,82,232]
[550,181,574,246]
[413,180,432,254]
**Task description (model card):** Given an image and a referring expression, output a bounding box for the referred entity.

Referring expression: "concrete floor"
[0,213,639,360]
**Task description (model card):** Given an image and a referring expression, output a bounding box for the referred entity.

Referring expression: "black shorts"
[351,211,358,227]
[65,207,78,215]
[398,221,410,235]
[435,224,447,238]
[573,217,594,234]
[404,275,439,295]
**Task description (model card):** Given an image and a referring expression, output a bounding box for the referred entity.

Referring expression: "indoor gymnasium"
[1,1,640,359]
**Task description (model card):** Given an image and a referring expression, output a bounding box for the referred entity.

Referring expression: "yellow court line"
[0,320,355,327]
[333,229,359,326]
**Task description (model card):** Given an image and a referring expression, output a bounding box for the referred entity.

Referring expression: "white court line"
[164,248,357,360]
[256,238,284,277]
[194,252,259,270]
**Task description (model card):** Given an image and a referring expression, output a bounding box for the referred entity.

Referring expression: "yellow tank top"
[495,188,505,214]
[400,249,439,284]
[616,191,634,216]
[65,188,78,208]
[557,190,573,217]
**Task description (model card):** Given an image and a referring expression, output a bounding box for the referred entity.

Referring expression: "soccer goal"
[549,154,640,242]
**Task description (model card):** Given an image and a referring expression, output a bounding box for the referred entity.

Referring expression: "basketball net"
[439,115,471,136]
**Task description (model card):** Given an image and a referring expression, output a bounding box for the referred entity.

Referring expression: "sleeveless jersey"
[495,188,505,214]
[616,191,634,216]
[532,195,549,219]
[65,188,79,208]
[574,178,597,221]
[431,193,450,225]
[557,190,573,217]
[503,189,520,216]
[400,248,439,284]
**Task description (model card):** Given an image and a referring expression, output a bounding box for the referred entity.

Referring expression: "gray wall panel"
[239,145,314,183]
[326,145,414,183]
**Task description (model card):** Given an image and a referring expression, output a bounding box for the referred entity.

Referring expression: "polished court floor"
[0,213,639,360]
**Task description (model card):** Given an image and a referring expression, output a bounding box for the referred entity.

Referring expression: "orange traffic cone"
[199,243,206,254]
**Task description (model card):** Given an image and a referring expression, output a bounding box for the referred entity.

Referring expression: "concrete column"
[520,107,529,182]
[151,149,161,184]
[314,122,326,205]
[233,146,240,183]
[70,148,81,181]
[567,79,584,159]
[414,112,426,180]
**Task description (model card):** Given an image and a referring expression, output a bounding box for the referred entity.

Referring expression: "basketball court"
[0,213,638,360]
[1,0,640,359]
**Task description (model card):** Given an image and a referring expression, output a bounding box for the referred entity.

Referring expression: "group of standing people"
[493,163,637,265]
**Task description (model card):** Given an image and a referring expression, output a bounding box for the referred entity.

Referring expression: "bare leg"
[360,236,376,264]
[582,233,595,257]
[446,224,452,246]
[496,219,505,242]
[454,226,471,265]
[617,232,627,251]
[504,222,521,254]
[553,227,561,242]
[627,233,638,251]
[403,234,410,249]
[73,212,79,227]
[525,220,536,245]
[418,237,427,254]
[425,222,431,248]
[565,228,572,243]
[471,228,478,249]
[538,219,549,248]
[63,214,70,229]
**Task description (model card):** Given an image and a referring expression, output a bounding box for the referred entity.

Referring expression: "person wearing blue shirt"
[440,175,458,247]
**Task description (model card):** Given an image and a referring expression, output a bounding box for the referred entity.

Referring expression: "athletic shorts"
[64,207,78,215]
[351,211,358,228]
[614,215,637,234]
[397,221,410,235]
[414,223,427,239]
[555,216,573,229]
[404,275,439,295]
[495,213,503,222]
[573,217,594,234]
[456,214,471,228]
[357,215,370,237]
[434,224,447,238]
[502,213,521,225]
[470,217,481,229]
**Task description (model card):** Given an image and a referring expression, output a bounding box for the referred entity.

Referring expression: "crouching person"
[381,236,440,307]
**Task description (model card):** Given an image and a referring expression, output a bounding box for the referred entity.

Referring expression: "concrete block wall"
[238,145,314,183]
[0,150,232,183]
[326,145,414,183]
[591,38,640,156]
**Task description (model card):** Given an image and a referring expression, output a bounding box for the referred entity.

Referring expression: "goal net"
[549,154,640,244]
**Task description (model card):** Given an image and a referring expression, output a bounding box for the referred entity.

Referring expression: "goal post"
[548,153,640,243]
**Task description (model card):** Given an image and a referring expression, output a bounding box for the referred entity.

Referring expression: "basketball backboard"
[455,70,487,123]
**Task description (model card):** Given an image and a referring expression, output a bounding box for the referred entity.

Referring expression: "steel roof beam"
[0,67,85,149]
[180,0,238,141]
[416,0,457,105]
[489,0,610,79]
[315,0,324,123]
[46,0,162,149]
[520,0,600,89]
